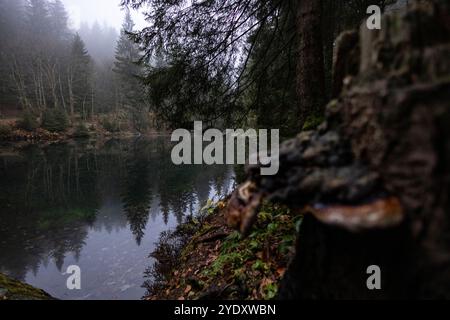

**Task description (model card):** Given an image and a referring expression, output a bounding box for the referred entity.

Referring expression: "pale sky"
[61,0,147,32]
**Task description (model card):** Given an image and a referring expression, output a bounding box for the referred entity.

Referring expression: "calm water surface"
[0,137,235,300]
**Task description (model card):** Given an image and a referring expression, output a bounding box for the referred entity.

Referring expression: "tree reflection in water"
[0,136,234,299]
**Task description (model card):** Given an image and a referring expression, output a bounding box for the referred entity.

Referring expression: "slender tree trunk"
[91,85,95,118]
[11,56,32,111]
[45,63,59,109]
[37,59,47,110]
[58,73,67,112]
[67,72,75,117]
[82,96,87,120]
[296,0,326,126]
[31,70,40,110]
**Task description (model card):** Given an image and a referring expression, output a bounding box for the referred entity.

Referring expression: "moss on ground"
[0,273,55,300]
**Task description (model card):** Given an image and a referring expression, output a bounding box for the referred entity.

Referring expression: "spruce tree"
[113,8,144,109]
[48,0,70,42]
[68,34,92,118]
[25,0,51,44]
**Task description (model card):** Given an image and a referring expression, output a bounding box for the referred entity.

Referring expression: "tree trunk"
[228,1,450,300]
[91,85,95,118]
[67,72,74,117]
[281,2,450,299]
[10,56,32,111]
[58,73,67,112]
[45,63,59,109]
[296,0,326,126]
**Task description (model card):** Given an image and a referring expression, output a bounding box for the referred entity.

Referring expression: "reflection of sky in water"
[0,137,235,300]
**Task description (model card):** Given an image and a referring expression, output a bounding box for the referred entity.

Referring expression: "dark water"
[0,137,235,300]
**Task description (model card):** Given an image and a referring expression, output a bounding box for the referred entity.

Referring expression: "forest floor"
[144,199,301,300]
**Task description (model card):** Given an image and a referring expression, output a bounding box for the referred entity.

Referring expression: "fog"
[61,0,147,62]
[61,0,146,31]
[0,0,147,117]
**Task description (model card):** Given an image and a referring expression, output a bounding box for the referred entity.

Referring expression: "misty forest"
[1,0,450,301]
[0,0,150,136]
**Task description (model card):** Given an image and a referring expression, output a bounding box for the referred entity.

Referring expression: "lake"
[0,137,235,300]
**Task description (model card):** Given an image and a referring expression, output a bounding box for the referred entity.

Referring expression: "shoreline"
[0,116,170,145]
[144,200,299,300]
[0,128,169,143]
[0,129,171,151]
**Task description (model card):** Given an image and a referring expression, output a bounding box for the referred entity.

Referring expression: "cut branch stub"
[226,181,263,236]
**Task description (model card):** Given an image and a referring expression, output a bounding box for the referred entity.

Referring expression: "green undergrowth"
[200,203,301,299]
[144,199,302,300]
